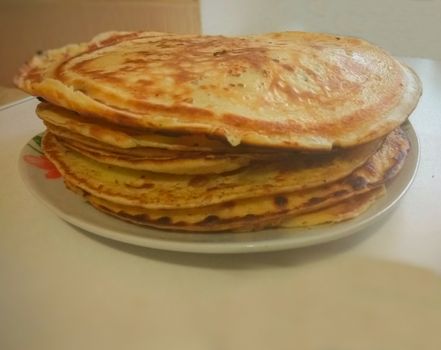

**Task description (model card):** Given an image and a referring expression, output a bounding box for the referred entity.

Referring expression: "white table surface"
[1,57,441,349]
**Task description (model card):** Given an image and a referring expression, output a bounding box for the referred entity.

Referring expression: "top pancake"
[15,31,421,150]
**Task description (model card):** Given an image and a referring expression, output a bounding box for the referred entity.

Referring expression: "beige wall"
[0,0,201,87]
[201,0,441,61]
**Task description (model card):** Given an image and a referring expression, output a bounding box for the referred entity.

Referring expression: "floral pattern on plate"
[23,133,61,179]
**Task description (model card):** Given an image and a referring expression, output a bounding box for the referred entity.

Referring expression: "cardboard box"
[0,0,201,87]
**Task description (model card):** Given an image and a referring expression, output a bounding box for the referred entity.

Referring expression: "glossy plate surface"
[18,123,419,254]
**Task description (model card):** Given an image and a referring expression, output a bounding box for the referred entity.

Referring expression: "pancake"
[37,102,236,152]
[64,171,372,232]
[281,186,386,228]
[57,136,254,175]
[41,114,289,174]
[39,102,296,174]
[15,31,421,150]
[42,130,384,210]
[70,128,401,231]
[86,186,386,232]
[43,128,408,232]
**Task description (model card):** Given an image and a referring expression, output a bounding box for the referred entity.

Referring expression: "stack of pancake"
[15,31,421,232]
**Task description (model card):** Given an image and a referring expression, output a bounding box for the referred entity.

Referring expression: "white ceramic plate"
[18,123,419,254]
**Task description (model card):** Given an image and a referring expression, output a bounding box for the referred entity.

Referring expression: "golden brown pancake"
[89,186,386,231]
[40,111,295,175]
[16,31,421,150]
[74,185,385,232]
[281,186,386,228]
[57,136,254,175]
[42,131,384,210]
[43,128,409,232]
[39,102,298,174]
[37,102,236,152]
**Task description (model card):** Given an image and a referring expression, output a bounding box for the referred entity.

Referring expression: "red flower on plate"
[23,155,61,179]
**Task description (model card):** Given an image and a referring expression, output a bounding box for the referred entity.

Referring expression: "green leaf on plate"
[33,134,42,149]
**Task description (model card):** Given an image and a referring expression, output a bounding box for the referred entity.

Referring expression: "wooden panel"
[0,0,201,87]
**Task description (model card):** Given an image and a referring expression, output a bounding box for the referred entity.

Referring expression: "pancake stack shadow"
[15,31,422,232]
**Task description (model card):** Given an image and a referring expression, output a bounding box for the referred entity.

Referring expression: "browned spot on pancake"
[280,63,295,72]
[308,197,324,205]
[242,214,257,221]
[384,149,408,180]
[111,210,147,223]
[188,175,209,187]
[182,97,194,104]
[201,215,220,225]
[136,79,153,87]
[346,176,368,190]
[363,160,378,176]
[132,213,148,221]
[333,189,350,197]
[124,58,149,65]
[213,50,227,57]
[274,195,288,208]
[221,201,236,209]
[156,216,171,225]
[25,67,43,83]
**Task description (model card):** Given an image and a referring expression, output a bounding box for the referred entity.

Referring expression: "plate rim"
[18,124,419,254]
